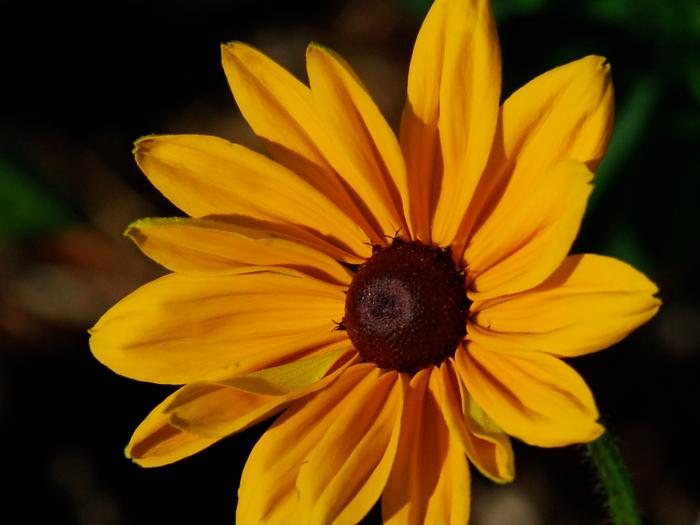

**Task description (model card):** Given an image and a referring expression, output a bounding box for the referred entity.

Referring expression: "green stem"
[587,432,641,525]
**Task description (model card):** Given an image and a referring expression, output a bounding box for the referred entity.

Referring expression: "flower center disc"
[344,239,470,373]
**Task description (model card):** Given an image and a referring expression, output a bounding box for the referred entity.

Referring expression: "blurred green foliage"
[0,159,75,240]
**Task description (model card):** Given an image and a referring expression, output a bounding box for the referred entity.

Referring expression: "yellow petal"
[166,345,357,438]
[382,368,471,525]
[89,268,347,385]
[134,134,370,261]
[435,360,514,483]
[306,44,409,238]
[126,389,218,468]
[499,55,613,173]
[126,217,352,285]
[236,364,395,524]
[470,254,661,357]
[399,0,446,242]
[454,55,613,254]
[423,0,501,245]
[465,160,593,300]
[221,42,383,245]
[455,344,604,447]
[296,367,405,525]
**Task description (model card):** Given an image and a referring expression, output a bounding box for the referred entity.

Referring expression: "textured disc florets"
[343,239,470,373]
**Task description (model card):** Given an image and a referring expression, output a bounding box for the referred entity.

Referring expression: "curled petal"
[126,390,218,468]
[166,346,356,438]
[435,361,514,483]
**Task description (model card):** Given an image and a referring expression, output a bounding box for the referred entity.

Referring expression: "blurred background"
[1,0,699,523]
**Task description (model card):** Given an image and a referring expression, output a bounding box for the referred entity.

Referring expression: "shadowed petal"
[126,390,218,468]
[400,0,500,245]
[236,364,404,525]
[435,360,514,483]
[466,160,593,300]
[455,56,614,251]
[166,345,356,438]
[382,368,471,525]
[134,134,371,262]
[89,268,346,384]
[221,42,384,245]
[126,217,353,285]
[306,44,409,238]
[455,344,604,447]
[470,254,661,356]
[296,367,405,525]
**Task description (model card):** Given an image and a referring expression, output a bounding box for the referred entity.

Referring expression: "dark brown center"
[343,239,470,373]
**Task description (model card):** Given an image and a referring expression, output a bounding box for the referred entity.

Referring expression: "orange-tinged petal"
[383,368,470,525]
[499,55,613,173]
[454,56,613,251]
[89,268,346,385]
[466,160,593,300]
[455,344,604,447]
[296,367,405,525]
[126,217,353,285]
[236,364,397,524]
[435,361,514,483]
[221,42,383,245]
[428,0,501,246]
[126,390,218,468]
[166,345,357,438]
[306,44,409,238]
[470,254,661,357]
[134,134,370,262]
[399,0,446,242]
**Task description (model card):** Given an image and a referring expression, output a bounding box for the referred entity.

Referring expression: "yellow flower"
[89,0,661,522]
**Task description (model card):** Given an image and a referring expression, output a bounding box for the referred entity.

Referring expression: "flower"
[89,0,661,522]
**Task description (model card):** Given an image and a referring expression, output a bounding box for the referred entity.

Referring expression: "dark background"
[1,0,698,523]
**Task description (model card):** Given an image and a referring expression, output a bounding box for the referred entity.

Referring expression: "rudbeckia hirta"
[89,0,661,522]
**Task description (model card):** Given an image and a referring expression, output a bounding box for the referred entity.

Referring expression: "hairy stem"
[587,432,641,525]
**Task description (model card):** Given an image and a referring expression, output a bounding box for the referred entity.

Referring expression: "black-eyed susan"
[89,0,661,522]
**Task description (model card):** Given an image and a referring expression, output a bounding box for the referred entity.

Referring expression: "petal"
[236,364,403,525]
[306,44,409,237]
[435,360,514,483]
[126,390,218,468]
[454,55,613,253]
[465,160,593,300]
[166,345,357,438]
[455,343,604,447]
[398,0,445,242]
[126,217,352,285]
[89,268,347,385]
[411,0,501,245]
[296,367,405,525]
[382,368,471,525]
[470,254,661,357]
[134,134,371,262]
[221,42,383,245]
[498,55,613,174]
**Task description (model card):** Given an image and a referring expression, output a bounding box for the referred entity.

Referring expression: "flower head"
[89,0,660,522]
